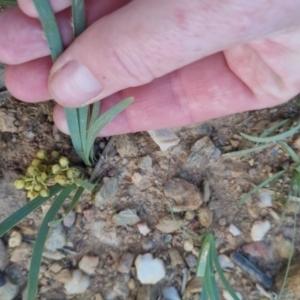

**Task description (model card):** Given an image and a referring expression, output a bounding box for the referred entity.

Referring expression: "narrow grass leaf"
[90,102,100,127]
[238,170,286,206]
[33,0,88,165]
[89,102,101,162]
[204,248,219,300]
[211,237,240,300]
[196,235,211,277]
[48,186,84,227]
[260,119,290,138]
[240,124,300,143]
[27,184,75,300]
[33,0,63,61]
[86,97,133,157]
[71,0,86,37]
[64,107,85,163]
[201,285,207,300]
[279,142,300,164]
[222,143,274,158]
[78,106,89,164]
[0,184,63,237]
[75,178,96,192]
[278,199,299,299]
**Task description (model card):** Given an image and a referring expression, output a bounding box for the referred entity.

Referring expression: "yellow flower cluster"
[14,150,81,200]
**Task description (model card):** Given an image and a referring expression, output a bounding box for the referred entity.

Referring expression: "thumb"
[49,0,300,107]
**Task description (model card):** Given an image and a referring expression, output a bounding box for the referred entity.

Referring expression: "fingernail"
[50,61,102,106]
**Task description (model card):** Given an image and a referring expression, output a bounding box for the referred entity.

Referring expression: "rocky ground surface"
[1,48,300,300]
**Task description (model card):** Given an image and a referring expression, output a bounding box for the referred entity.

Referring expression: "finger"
[48,0,300,107]
[0,0,130,65]
[18,0,70,18]
[53,53,297,136]
[5,26,300,106]
[4,57,52,102]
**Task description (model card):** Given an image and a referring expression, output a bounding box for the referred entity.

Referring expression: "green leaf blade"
[238,170,286,206]
[86,97,133,157]
[222,143,274,158]
[64,107,86,164]
[75,179,96,192]
[89,102,101,162]
[196,239,210,277]
[201,285,207,300]
[240,124,300,143]
[71,0,86,37]
[203,242,219,300]
[260,119,290,138]
[279,141,300,164]
[33,0,63,61]
[211,237,240,300]
[0,184,63,237]
[48,186,84,227]
[89,102,100,128]
[27,184,75,300]
[78,106,89,164]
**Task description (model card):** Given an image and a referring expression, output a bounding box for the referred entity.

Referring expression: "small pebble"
[258,191,272,208]
[219,217,227,226]
[83,209,94,222]
[208,200,220,210]
[223,290,243,300]
[118,252,135,274]
[49,263,63,274]
[63,211,76,228]
[185,211,196,221]
[79,255,99,275]
[128,279,136,290]
[54,269,72,284]
[0,276,19,300]
[45,224,66,251]
[229,224,241,236]
[277,238,294,259]
[135,253,166,284]
[197,207,213,228]
[251,220,271,241]
[112,209,141,226]
[218,255,234,270]
[156,215,183,233]
[8,230,22,248]
[95,294,104,300]
[185,254,197,268]
[10,242,31,263]
[162,286,181,300]
[137,222,151,236]
[242,242,270,257]
[183,239,194,252]
[0,240,8,270]
[64,270,90,295]
[0,275,5,287]
[168,248,185,267]
[148,129,180,151]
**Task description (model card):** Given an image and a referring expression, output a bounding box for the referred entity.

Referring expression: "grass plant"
[0,1,132,299]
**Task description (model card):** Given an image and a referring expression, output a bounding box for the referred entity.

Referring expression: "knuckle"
[108,46,156,86]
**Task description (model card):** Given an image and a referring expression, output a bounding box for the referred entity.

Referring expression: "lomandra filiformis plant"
[0,0,133,299]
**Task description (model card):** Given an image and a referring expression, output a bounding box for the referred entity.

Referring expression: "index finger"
[18,0,70,18]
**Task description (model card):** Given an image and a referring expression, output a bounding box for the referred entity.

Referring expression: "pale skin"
[1,0,300,136]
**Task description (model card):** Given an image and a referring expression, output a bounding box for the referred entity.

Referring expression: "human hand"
[1,0,300,136]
